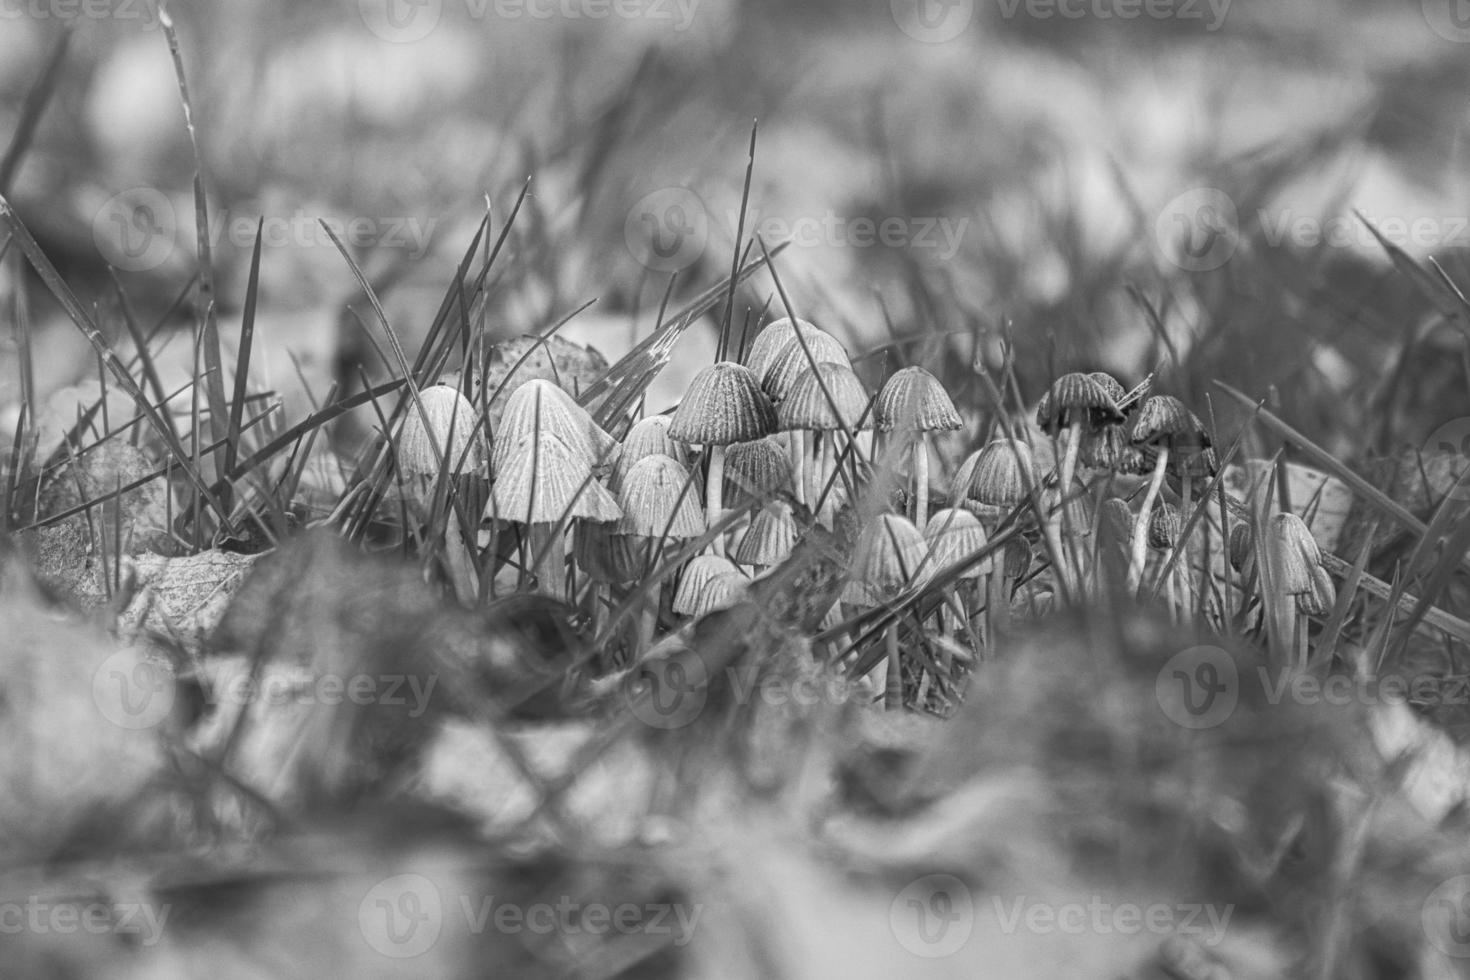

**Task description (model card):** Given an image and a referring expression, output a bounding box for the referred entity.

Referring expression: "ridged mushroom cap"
[489,430,622,524]
[672,555,743,615]
[760,332,852,403]
[615,415,686,488]
[493,379,618,474]
[875,366,962,432]
[723,436,796,505]
[779,362,872,431]
[745,317,824,382]
[965,439,1036,508]
[398,384,483,476]
[675,570,750,618]
[923,508,992,577]
[1089,372,1126,404]
[1130,395,1208,450]
[1147,501,1182,550]
[950,450,983,508]
[1228,524,1255,576]
[615,453,706,538]
[1036,372,1124,435]
[573,519,642,585]
[1298,564,1336,616]
[735,501,799,567]
[1268,512,1321,593]
[842,513,929,605]
[1079,425,1129,470]
[669,362,777,446]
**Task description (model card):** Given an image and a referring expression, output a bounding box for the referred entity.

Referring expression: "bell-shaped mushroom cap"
[398,384,483,476]
[1147,501,1182,550]
[965,439,1037,509]
[723,436,796,505]
[1129,395,1209,451]
[493,379,618,474]
[735,501,798,567]
[875,366,962,432]
[778,362,872,431]
[620,415,685,467]
[923,507,992,578]
[672,554,743,615]
[745,317,824,381]
[1298,564,1336,616]
[842,513,929,605]
[675,570,750,618]
[1089,372,1126,404]
[573,519,642,585]
[669,362,778,446]
[615,453,706,538]
[950,450,983,507]
[1267,512,1320,594]
[1036,372,1124,435]
[489,430,622,524]
[760,332,852,403]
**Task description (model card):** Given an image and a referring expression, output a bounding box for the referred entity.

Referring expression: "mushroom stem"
[1128,446,1170,594]
[987,567,1010,638]
[706,445,727,556]
[913,435,930,529]
[1175,476,1194,624]
[791,432,807,506]
[530,524,567,600]
[443,513,480,605]
[884,622,902,710]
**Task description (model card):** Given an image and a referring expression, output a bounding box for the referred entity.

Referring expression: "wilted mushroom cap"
[573,519,642,585]
[875,366,962,433]
[779,362,872,432]
[760,332,852,404]
[493,379,618,475]
[489,430,622,525]
[672,554,743,615]
[1036,372,1124,435]
[723,436,796,505]
[745,317,825,382]
[1130,395,1208,451]
[842,513,929,605]
[1228,524,1255,576]
[965,439,1037,509]
[1079,425,1129,470]
[615,453,707,538]
[1298,564,1336,616]
[735,501,799,567]
[669,362,778,446]
[1089,372,1126,404]
[398,384,483,476]
[1147,501,1182,550]
[923,508,992,578]
[1267,512,1320,593]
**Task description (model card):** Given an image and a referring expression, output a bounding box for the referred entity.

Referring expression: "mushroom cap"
[875,366,962,432]
[965,439,1037,509]
[573,519,643,585]
[1079,424,1130,470]
[1096,497,1134,564]
[615,453,706,538]
[842,513,929,605]
[1036,372,1124,435]
[1129,395,1208,450]
[1147,501,1182,550]
[1267,512,1320,593]
[669,362,778,446]
[735,501,799,567]
[950,450,983,508]
[1298,564,1336,616]
[923,507,992,577]
[1228,524,1255,575]
[1088,372,1126,404]
[760,332,852,403]
[779,362,872,432]
[723,436,796,505]
[493,379,618,475]
[398,384,483,476]
[745,317,825,382]
[614,415,686,489]
[676,570,750,618]
[672,554,743,615]
[489,430,622,524]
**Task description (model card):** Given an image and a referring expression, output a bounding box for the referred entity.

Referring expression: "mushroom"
[669,362,778,556]
[615,452,708,649]
[923,507,991,646]
[722,435,796,512]
[1265,512,1325,665]
[877,367,962,529]
[396,383,484,604]
[842,513,929,710]
[494,378,619,478]
[672,554,744,616]
[1037,372,1122,593]
[735,500,799,569]
[963,439,1037,634]
[779,362,871,513]
[612,414,685,491]
[674,568,750,619]
[1147,501,1185,618]
[744,316,825,383]
[1126,395,1210,595]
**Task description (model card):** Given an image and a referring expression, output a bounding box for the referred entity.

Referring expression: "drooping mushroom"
[841,513,929,710]
[877,367,963,529]
[779,362,871,512]
[1126,395,1211,595]
[396,383,484,604]
[669,362,777,556]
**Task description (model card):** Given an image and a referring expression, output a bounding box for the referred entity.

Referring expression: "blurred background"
[2,0,1469,463]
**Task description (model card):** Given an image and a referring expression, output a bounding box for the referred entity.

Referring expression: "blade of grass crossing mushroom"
[720,120,759,348]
